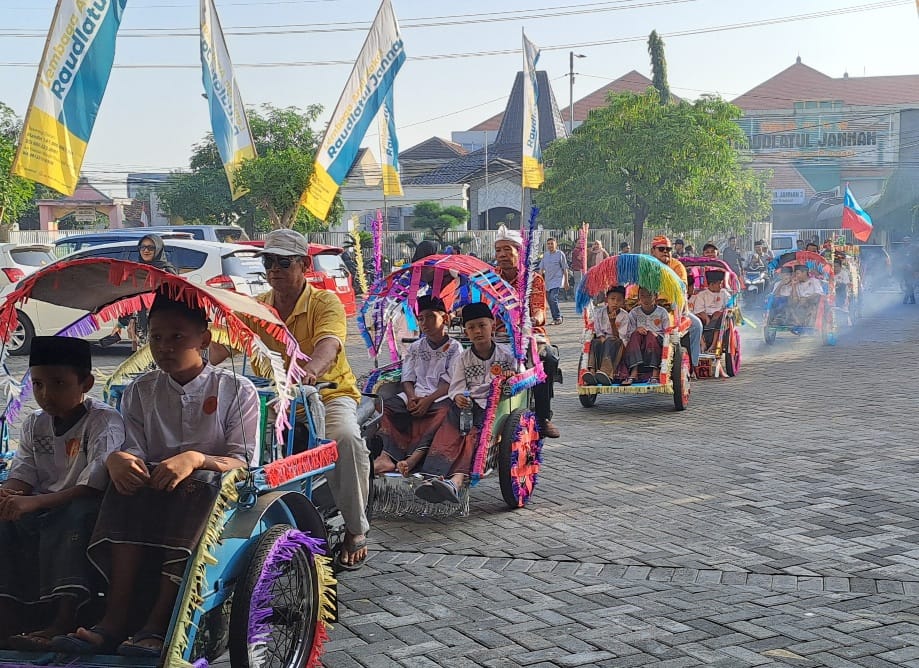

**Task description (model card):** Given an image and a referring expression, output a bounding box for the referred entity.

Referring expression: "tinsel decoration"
[515,207,541,360]
[351,232,369,295]
[259,439,339,488]
[471,376,503,484]
[509,411,542,507]
[372,209,384,283]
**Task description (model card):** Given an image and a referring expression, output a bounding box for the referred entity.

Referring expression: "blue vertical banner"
[300,0,405,221]
[379,88,403,197]
[201,0,257,200]
[12,0,128,195]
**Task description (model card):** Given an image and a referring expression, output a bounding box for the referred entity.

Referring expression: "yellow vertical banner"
[521,30,544,190]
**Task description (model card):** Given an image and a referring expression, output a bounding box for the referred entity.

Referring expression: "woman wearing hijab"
[99,235,177,350]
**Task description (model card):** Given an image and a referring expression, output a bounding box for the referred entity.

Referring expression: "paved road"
[325,293,919,668]
[4,294,918,667]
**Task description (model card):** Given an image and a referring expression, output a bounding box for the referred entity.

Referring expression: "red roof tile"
[733,61,919,111]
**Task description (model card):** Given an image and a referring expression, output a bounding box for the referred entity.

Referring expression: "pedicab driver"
[649,236,703,373]
[493,226,561,439]
[210,229,370,570]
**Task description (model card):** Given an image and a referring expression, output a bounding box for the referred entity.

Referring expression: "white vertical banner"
[201,0,257,200]
[521,31,543,189]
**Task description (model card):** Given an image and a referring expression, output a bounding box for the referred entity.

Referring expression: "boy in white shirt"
[374,296,462,476]
[623,288,670,385]
[55,292,259,658]
[415,302,515,504]
[0,337,124,651]
[584,286,629,385]
[692,270,732,352]
[789,264,825,328]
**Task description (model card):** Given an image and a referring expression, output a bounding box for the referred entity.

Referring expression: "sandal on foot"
[52,625,121,654]
[594,371,612,386]
[620,377,635,386]
[7,630,56,652]
[580,371,596,386]
[335,534,369,572]
[117,631,166,658]
[431,478,461,504]
[414,480,445,504]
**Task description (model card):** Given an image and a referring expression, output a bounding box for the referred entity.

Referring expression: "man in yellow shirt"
[211,229,370,570]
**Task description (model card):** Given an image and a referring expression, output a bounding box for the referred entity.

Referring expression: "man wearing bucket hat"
[210,229,371,570]
[649,235,703,374]
[493,226,561,439]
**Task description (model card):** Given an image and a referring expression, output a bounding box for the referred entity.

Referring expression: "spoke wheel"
[672,344,690,411]
[229,524,319,668]
[497,409,542,509]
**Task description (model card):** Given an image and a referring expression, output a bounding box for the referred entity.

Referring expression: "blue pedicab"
[0,258,338,668]
[763,251,837,346]
[359,254,545,517]
[575,254,692,410]
[680,257,743,378]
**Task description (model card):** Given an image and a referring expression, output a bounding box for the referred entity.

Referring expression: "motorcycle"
[743,269,769,308]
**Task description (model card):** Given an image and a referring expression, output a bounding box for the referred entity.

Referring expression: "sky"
[2,0,919,196]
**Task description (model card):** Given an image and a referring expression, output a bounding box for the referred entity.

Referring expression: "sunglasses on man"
[262,255,299,270]
[655,246,673,253]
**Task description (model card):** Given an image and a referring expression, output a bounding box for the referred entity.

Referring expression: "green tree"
[411,201,469,245]
[537,90,772,248]
[647,30,670,105]
[0,103,36,238]
[158,104,342,232]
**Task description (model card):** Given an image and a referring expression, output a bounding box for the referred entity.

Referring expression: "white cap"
[494,224,523,248]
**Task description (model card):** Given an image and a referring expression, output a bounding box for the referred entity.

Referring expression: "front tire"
[671,344,690,411]
[578,392,598,408]
[497,408,542,509]
[228,524,320,668]
[724,328,741,377]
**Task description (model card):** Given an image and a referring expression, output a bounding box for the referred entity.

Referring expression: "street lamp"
[569,51,586,135]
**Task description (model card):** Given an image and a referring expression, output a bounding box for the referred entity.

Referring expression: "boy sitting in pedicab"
[583,286,629,386]
[0,338,125,652]
[789,264,825,328]
[622,287,670,386]
[768,266,794,325]
[54,292,260,658]
[414,302,516,505]
[373,295,462,477]
[691,270,732,352]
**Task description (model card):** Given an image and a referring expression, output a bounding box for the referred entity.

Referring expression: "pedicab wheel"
[763,325,777,345]
[671,344,690,411]
[498,408,542,510]
[229,524,319,668]
[724,328,741,377]
[578,391,598,408]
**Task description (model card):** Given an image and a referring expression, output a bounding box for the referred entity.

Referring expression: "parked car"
[237,240,357,316]
[129,224,248,243]
[0,243,57,287]
[4,239,268,355]
[54,229,194,256]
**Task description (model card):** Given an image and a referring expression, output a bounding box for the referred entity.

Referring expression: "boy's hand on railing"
[149,452,201,492]
[107,451,150,495]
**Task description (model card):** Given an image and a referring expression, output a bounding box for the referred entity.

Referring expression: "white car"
[0,243,57,288]
[4,239,269,355]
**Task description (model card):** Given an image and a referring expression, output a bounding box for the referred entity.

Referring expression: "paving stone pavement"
[327,292,919,667]
[5,293,918,667]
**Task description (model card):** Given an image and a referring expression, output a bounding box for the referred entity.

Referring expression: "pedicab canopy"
[358,253,528,361]
[575,253,688,313]
[678,257,743,293]
[0,258,310,442]
[769,250,835,283]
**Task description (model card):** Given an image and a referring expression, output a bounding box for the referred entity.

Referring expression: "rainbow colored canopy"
[359,254,525,360]
[576,253,687,313]
[0,258,308,441]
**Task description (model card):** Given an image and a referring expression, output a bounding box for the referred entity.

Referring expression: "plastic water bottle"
[458,391,474,435]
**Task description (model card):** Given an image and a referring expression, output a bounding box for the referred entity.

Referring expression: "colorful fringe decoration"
[361,364,402,395]
[246,529,336,668]
[515,207,541,360]
[471,376,503,484]
[576,253,686,313]
[165,468,247,668]
[259,439,338,488]
[680,257,742,293]
[510,411,542,507]
[350,232,369,296]
[508,363,546,395]
[372,209,384,283]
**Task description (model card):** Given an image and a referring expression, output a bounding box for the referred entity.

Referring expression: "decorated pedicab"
[358,253,545,517]
[575,254,692,410]
[763,251,837,346]
[680,257,743,378]
[0,258,338,668]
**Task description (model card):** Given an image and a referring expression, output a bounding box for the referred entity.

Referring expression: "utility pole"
[484,130,489,230]
[569,51,586,135]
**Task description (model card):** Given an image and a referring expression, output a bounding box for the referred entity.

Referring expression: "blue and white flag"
[12,0,128,195]
[301,0,405,220]
[378,87,402,197]
[201,0,256,200]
